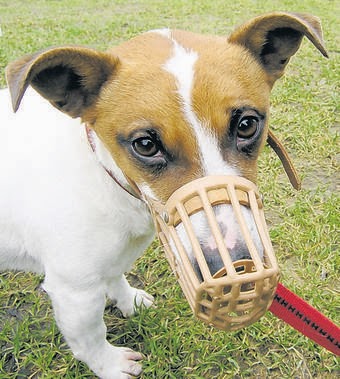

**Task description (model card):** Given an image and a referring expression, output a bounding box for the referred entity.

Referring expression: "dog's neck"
[85,125,142,200]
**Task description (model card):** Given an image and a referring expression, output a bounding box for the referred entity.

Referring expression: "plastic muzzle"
[147,176,279,331]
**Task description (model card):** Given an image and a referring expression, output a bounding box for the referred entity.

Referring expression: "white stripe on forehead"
[147,28,172,39]
[157,31,238,176]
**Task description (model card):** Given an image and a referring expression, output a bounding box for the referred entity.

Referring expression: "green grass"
[0,1,339,378]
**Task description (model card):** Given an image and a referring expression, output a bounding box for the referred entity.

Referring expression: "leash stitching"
[269,283,340,355]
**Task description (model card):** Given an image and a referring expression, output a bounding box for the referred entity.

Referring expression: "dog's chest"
[0,88,155,272]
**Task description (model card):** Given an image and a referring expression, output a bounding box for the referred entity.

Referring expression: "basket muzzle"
[147,175,279,331]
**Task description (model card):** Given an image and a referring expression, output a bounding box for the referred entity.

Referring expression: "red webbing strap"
[269,283,340,356]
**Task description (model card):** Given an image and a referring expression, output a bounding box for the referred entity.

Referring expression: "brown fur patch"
[88,31,271,198]
[191,41,271,183]
[87,33,202,201]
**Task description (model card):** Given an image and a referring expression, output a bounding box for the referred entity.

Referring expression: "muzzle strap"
[85,125,142,200]
[267,130,301,190]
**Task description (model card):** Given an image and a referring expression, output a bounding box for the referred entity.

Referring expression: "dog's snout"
[191,204,263,278]
[173,192,265,280]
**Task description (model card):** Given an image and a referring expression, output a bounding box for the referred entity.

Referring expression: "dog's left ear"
[6,46,118,118]
[228,12,328,85]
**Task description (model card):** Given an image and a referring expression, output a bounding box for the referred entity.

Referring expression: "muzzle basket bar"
[148,176,280,331]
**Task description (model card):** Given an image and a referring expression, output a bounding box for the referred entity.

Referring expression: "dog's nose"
[200,238,252,276]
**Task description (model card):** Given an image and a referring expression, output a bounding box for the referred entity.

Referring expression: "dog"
[0,12,327,379]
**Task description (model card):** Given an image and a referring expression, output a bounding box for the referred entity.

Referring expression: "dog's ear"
[6,46,118,118]
[228,12,328,85]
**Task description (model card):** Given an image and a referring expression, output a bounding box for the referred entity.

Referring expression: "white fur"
[0,87,154,379]
[163,38,239,176]
[89,129,132,189]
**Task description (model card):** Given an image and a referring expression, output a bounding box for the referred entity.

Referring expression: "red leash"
[269,283,340,356]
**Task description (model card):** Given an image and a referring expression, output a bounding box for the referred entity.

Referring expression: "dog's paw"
[117,288,154,317]
[122,349,143,378]
[90,346,143,379]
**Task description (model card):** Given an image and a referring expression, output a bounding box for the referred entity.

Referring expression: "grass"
[0,0,339,378]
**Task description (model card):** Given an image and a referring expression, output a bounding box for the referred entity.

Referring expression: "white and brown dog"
[0,12,327,379]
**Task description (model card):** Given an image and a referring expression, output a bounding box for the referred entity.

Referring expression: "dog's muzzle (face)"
[147,175,279,331]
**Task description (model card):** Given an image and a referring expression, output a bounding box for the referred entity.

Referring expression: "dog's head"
[6,12,327,276]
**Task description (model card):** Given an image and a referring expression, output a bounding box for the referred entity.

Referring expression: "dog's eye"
[230,109,264,155]
[237,116,259,139]
[132,137,159,157]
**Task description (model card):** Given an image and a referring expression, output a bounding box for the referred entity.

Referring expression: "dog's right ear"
[6,46,119,118]
[228,12,328,86]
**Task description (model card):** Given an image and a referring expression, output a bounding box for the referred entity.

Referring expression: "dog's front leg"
[107,275,154,317]
[43,275,143,379]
